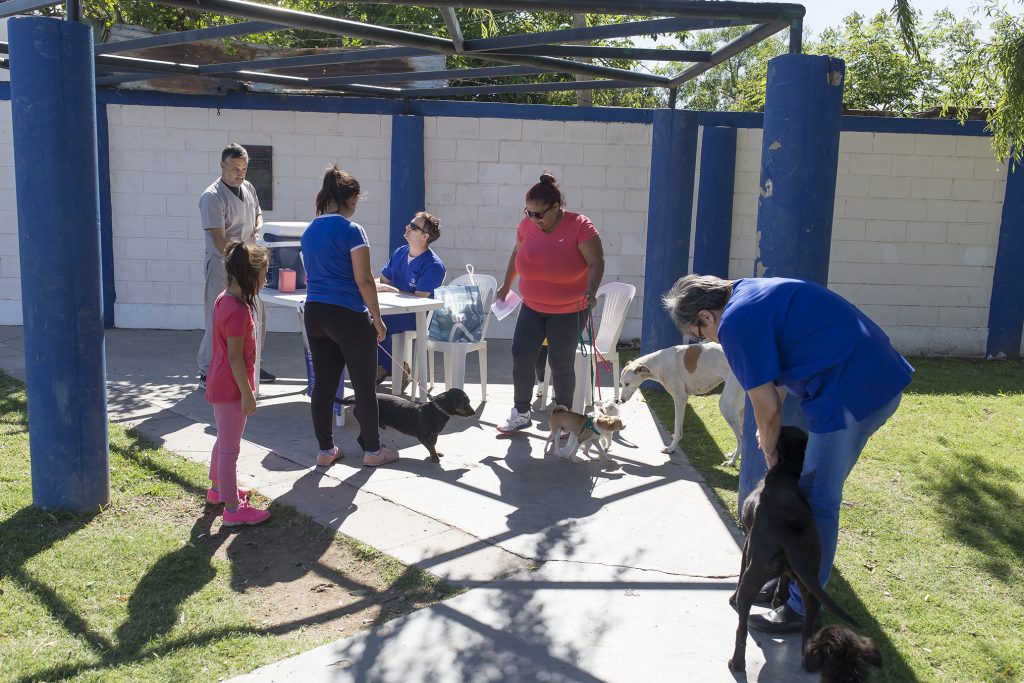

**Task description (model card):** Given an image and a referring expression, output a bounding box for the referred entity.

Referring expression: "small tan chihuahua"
[546,405,624,463]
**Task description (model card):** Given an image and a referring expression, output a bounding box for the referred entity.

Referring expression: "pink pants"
[210,400,247,504]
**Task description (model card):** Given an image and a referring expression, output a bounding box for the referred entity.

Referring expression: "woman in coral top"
[496,172,605,433]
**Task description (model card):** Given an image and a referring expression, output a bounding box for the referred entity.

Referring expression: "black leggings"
[512,304,583,413]
[304,301,380,453]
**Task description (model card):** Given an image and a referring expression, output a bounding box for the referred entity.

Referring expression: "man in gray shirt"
[197,143,275,387]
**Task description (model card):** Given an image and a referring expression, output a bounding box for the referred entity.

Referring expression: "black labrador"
[803,624,882,682]
[729,426,859,672]
[341,388,477,462]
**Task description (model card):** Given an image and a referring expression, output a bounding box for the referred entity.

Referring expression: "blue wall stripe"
[96,103,116,329]
[0,83,996,134]
[640,109,699,356]
[693,126,736,278]
[389,115,425,254]
[985,163,1024,358]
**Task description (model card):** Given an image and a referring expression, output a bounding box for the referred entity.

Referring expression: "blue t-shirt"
[380,245,446,333]
[300,214,369,313]
[718,278,914,433]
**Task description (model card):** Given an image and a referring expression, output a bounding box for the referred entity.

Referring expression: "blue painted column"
[754,54,845,285]
[693,126,736,278]
[641,109,699,355]
[96,104,116,329]
[389,115,425,253]
[985,162,1024,358]
[9,17,109,512]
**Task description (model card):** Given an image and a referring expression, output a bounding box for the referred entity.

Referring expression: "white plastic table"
[260,288,443,402]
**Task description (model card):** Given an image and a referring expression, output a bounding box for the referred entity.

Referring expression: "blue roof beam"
[486,46,711,62]
[0,0,61,19]
[197,46,436,75]
[669,21,790,88]
[307,64,552,86]
[440,7,464,53]
[401,77,640,97]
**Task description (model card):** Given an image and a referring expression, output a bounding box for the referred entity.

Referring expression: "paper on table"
[490,290,522,321]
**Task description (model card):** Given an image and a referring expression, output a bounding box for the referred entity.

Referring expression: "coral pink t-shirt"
[515,211,599,314]
[205,291,256,404]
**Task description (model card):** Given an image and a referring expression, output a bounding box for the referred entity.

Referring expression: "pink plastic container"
[278,268,296,293]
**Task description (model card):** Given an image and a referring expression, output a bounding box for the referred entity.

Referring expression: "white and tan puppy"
[619,342,744,464]
[546,405,625,463]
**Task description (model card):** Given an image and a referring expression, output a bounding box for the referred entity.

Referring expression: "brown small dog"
[803,625,882,682]
[546,405,624,463]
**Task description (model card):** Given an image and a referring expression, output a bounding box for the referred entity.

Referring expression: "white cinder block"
[339,158,382,182]
[914,134,957,156]
[165,151,212,174]
[836,175,869,197]
[497,185,526,208]
[910,178,953,200]
[624,189,648,212]
[109,126,143,150]
[122,105,165,128]
[425,138,456,161]
[859,304,900,326]
[166,194,201,219]
[456,183,499,207]
[110,169,144,195]
[313,135,358,158]
[522,120,565,142]
[251,110,295,132]
[141,127,188,152]
[146,216,189,241]
[498,142,542,164]
[295,112,338,135]
[956,136,994,158]
[186,129,232,153]
[606,123,651,145]
[898,305,939,326]
[272,133,316,157]
[966,201,1001,225]
[357,136,391,159]
[931,156,975,179]
[207,108,252,131]
[880,243,923,264]
[926,199,968,223]
[884,199,927,222]
[947,223,996,246]
[868,176,911,199]
[582,187,625,211]
[905,221,948,243]
[563,165,606,188]
[479,118,522,140]
[539,142,584,165]
[973,159,1007,181]
[922,244,966,266]
[832,218,866,241]
[838,131,875,154]
[939,307,987,328]
[963,245,994,267]
[165,107,213,129]
[952,179,994,202]
[145,171,186,196]
[456,139,499,162]
[436,117,479,139]
[433,161,479,184]
[848,153,892,176]
[832,241,881,263]
[478,163,522,185]
[564,121,607,144]
[520,164,563,186]
[169,283,204,305]
[844,198,887,220]
[891,155,933,177]
[583,144,626,167]
[872,133,915,155]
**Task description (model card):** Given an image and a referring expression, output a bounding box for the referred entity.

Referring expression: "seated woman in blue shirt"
[663,274,913,634]
[374,212,446,388]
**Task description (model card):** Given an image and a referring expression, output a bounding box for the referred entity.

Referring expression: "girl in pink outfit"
[206,240,272,526]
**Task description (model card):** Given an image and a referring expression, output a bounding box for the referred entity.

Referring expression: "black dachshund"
[342,388,476,462]
[728,426,859,672]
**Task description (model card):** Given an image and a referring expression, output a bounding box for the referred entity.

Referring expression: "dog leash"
[376,341,434,400]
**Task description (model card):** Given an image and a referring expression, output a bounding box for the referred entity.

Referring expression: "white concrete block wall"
[423,116,652,341]
[106,105,391,332]
[729,128,1007,356]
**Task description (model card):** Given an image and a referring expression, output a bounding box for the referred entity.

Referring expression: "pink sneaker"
[363,447,399,467]
[222,500,271,527]
[206,486,251,504]
[316,446,341,467]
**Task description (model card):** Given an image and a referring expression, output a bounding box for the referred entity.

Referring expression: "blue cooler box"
[262,221,307,290]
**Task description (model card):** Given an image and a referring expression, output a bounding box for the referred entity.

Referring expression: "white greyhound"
[618,342,745,465]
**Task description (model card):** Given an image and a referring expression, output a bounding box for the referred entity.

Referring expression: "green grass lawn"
[0,373,459,683]
[632,354,1024,683]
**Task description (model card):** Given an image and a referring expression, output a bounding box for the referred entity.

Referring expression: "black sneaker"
[747,604,821,634]
[259,368,276,383]
[755,577,781,606]
[198,373,206,391]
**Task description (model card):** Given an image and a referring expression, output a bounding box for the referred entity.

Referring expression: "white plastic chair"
[426,266,497,402]
[541,281,636,412]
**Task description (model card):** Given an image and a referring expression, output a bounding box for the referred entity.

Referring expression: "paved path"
[0,326,814,682]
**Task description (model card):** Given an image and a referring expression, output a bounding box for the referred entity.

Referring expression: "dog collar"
[580,414,599,435]
[430,398,451,417]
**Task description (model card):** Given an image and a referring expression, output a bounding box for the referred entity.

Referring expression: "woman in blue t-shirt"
[300,166,399,469]
[373,211,446,387]
[663,274,913,634]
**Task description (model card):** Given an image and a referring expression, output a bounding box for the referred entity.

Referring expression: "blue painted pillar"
[389,115,425,253]
[9,17,109,512]
[641,109,699,355]
[985,162,1024,358]
[693,126,736,278]
[96,103,116,329]
[754,54,845,284]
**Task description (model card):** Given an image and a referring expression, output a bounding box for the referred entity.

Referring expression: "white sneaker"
[497,408,531,433]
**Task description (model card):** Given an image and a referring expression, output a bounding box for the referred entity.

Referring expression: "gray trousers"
[197,254,266,375]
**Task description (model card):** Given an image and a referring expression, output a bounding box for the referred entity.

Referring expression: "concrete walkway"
[0,326,814,682]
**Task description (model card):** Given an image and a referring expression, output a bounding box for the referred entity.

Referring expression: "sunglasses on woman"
[523,204,555,220]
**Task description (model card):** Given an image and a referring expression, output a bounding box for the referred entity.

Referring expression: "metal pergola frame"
[1,0,806,103]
